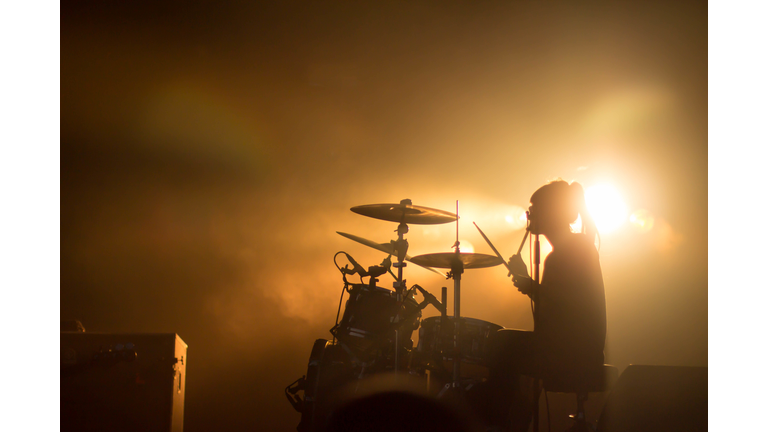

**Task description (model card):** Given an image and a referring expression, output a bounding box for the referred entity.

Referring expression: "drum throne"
[536,364,619,432]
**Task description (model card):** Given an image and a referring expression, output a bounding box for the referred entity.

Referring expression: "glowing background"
[60,2,707,431]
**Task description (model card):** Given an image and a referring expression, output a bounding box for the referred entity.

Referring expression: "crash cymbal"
[336,232,444,276]
[337,231,400,256]
[350,199,457,225]
[409,252,504,269]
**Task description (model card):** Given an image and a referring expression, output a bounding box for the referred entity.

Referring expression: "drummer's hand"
[507,254,528,279]
[512,275,537,297]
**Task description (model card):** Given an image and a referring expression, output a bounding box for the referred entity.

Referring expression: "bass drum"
[297,339,356,432]
[414,316,503,384]
[333,284,421,361]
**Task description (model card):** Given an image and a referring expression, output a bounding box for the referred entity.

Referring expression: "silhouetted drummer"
[477,179,607,432]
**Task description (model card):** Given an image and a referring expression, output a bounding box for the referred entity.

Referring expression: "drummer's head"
[528,179,595,239]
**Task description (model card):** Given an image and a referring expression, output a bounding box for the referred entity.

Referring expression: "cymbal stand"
[392,220,409,374]
[441,201,465,393]
[448,249,464,388]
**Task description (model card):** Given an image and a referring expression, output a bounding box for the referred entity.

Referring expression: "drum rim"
[420,315,503,328]
[348,283,420,305]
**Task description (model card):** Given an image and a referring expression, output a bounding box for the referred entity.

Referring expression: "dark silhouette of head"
[324,391,479,432]
[528,179,597,243]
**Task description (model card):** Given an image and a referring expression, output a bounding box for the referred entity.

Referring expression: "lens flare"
[458,240,475,253]
[629,209,655,233]
[503,205,528,231]
[585,184,628,234]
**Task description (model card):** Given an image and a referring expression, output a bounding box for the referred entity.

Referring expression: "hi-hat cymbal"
[336,232,443,276]
[409,252,504,269]
[350,200,457,225]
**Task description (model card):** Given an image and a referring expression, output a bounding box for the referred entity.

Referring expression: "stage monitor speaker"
[596,365,707,432]
[60,332,187,432]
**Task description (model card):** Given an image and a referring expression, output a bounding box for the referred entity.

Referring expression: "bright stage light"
[585,184,628,234]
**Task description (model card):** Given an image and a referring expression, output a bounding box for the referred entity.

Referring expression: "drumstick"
[474,222,529,277]
[516,230,529,255]
[473,222,511,273]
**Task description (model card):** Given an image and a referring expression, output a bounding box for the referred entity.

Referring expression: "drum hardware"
[285,376,306,413]
[440,287,448,320]
[329,281,420,360]
[448,199,464,392]
[332,282,445,365]
[335,222,407,372]
[331,251,398,358]
[336,231,443,276]
[391,218,410,373]
[330,245,444,364]
[330,251,402,365]
[290,199,509,431]
[370,284,444,349]
[409,201,505,396]
[411,284,445,315]
[291,279,448,431]
[416,316,504,394]
[336,251,392,283]
[345,198,456,373]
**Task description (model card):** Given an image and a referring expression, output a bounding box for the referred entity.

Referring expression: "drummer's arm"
[508,254,538,298]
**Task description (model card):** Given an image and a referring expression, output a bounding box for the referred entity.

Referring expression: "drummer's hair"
[531,179,599,244]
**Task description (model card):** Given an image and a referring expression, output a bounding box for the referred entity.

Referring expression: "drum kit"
[285,199,516,432]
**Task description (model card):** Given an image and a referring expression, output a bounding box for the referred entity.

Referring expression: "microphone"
[412,284,445,314]
[342,253,368,276]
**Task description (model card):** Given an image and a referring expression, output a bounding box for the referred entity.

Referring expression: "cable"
[331,251,357,342]
[333,251,346,273]
[333,251,363,284]
[331,282,346,344]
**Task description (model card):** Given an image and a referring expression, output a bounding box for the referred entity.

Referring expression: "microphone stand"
[439,200,465,395]
[532,233,540,327]
[532,233,541,432]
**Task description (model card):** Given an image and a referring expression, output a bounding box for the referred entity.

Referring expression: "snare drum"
[415,316,502,379]
[333,284,421,358]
